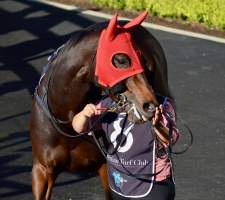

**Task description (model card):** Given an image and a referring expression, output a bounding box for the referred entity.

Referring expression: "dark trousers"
[112,177,175,200]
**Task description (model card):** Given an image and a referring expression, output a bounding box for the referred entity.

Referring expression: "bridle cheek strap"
[127,104,142,120]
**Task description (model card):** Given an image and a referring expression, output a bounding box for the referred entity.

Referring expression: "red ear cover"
[95,12,148,87]
[124,11,148,29]
[105,13,118,41]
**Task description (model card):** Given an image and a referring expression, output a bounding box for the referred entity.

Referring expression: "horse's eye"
[112,53,131,69]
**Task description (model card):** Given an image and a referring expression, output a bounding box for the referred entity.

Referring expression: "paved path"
[0,0,225,199]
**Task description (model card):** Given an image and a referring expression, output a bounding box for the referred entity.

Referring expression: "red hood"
[95,11,148,87]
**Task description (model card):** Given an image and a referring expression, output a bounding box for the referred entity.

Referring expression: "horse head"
[95,12,168,123]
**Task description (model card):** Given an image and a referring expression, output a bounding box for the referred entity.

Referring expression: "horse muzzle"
[141,102,156,120]
[116,94,157,123]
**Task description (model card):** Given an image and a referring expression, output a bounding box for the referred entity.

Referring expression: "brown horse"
[29,15,170,200]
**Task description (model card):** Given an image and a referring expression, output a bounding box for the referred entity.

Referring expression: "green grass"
[91,0,225,30]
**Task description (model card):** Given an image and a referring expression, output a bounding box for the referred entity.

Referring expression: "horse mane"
[66,22,108,49]
[50,22,108,72]
[55,21,130,63]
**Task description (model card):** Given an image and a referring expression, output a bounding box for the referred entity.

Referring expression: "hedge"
[91,0,225,30]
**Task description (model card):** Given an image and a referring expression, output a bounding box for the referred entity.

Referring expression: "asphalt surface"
[0,0,225,200]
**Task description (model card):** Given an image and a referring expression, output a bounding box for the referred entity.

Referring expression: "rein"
[34,46,193,154]
[34,44,132,139]
[35,61,129,139]
[35,44,100,138]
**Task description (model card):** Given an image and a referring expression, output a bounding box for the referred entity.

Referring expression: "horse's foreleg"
[45,172,54,200]
[32,163,55,200]
[98,163,112,200]
[32,163,47,200]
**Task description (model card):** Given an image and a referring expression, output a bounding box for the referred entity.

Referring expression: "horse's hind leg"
[98,163,112,200]
[32,162,55,200]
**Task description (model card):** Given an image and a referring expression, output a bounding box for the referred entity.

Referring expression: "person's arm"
[72,104,106,133]
[152,101,179,146]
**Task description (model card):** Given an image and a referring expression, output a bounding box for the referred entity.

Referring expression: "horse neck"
[47,35,99,121]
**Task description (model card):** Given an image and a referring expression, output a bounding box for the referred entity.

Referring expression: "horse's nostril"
[143,103,156,113]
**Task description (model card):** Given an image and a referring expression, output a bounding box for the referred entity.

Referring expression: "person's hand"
[152,105,170,146]
[80,104,106,118]
[152,105,163,126]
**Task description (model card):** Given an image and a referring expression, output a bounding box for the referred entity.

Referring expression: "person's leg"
[141,177,175,200]
[111,177,175,200]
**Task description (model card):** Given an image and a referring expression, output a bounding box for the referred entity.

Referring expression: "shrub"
[125,0,146,11]
[91,0,225,30]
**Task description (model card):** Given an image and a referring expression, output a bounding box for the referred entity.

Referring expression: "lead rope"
[160,102,194,184]
[91,96,130,157]
[155,93,194,155]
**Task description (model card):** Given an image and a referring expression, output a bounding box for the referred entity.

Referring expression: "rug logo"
[110,115,134,153]
[112,171,127,188]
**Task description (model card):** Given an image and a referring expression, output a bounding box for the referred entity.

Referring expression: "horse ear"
[105,13,118,41]
[124,11,148,29]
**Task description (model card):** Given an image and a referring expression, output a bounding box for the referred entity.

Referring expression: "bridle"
[34,45,193,155]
